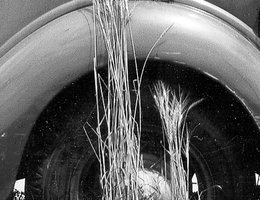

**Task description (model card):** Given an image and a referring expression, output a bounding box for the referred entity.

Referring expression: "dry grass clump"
[90,0,143,199]
[153,81,196,200]
[88,0,195,199]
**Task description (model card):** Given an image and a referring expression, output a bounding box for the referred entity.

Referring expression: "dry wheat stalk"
[91,0,142,199]
[88,0,183,199]
[154,81,192,200]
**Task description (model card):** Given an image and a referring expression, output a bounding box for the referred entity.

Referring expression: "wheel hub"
[138,169,171,200]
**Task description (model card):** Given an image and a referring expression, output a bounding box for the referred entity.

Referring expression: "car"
[0,0,260,199]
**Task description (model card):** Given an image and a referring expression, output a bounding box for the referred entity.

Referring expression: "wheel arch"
[0,0,260,198]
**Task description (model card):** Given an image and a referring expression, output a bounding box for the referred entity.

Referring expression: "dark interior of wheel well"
[18,60,260,194]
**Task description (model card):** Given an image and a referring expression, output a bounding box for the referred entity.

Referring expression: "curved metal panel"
[1,0,259,48]
[0,0,92,59]
[205,0,260,34]
[0,1,260,198]
[0,0,71,47]
[175,0,260,47]
[1,0,260,59]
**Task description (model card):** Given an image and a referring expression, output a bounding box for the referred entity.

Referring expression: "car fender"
[0,0,260,197]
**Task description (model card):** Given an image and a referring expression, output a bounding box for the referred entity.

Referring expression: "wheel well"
[18,60,260,181]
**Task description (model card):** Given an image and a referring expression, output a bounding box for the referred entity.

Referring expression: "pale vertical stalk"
[154,81,190,200]
[92,0,142,199]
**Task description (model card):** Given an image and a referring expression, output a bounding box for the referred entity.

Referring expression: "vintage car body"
[0,0,260,199]
[1,0,259,47]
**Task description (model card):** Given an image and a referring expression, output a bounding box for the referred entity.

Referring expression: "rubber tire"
[24,62,256,200]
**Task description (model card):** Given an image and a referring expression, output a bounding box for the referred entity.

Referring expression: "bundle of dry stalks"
[91,0,142,199]
[153,81,193,200]
[90,0,194,199]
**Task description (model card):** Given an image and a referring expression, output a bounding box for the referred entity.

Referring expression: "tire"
[24,61,257,200]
